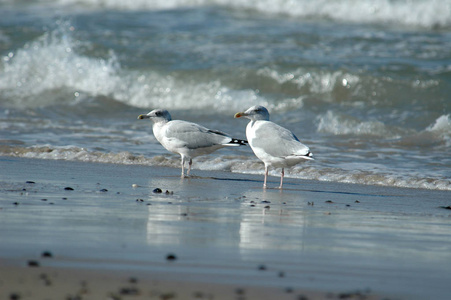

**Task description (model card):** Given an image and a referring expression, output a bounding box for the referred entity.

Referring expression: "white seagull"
[138,109,247,178]
[234,105,313,189]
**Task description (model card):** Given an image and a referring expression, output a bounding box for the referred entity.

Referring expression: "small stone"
[27,260,39,267]
[100,189,108,192]
[264,205,270,209]
[166,253,177,261]
[153,188,162,194]
[325,200,334,203]
[41,251,53,258]
[258,264,267,271]
[41,199,47,201]
[128,277,138,284]
[64,187,74,191]
[9,293,20,300]
[278,271,285,278]
[235,288,245,295]
[13,202,19,205]
[355,200,360,203]
[62,197,68,200]
[119,287,140,295]
[132,184,139,188]
[165,190,173,195]
[136,199,144,202]
[26,181,35,184]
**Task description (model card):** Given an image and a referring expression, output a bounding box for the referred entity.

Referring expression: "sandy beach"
[1,156,450,300]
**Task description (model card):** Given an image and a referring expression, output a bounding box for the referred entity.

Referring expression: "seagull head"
[234,105,270,121]
[138,109,172,123]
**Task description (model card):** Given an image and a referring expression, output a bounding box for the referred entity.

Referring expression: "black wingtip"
[231,138,248,146]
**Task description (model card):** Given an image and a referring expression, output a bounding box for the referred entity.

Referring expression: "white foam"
[257,67,360,95]
[316,110,399,137]
[425,114,451,146]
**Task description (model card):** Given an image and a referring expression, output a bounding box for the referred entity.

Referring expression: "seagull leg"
[263,165,268,189]
[180,156,186,178]
[278,168,284,189]
[187,158,193,176]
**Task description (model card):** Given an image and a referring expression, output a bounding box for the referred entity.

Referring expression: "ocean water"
[0,0,450,190]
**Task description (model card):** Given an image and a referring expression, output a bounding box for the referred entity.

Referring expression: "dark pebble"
[264,205,270,209]
[153,188,162,193]
[166,253,177,261]
[278,271,285,278]
[64,187,74,191]
[62,198,67,200]
[325,200,334,203]
[146,203,152,206]
[13,202,19,205]
[258,264,267,271]
[9,293,20,300]
[119,287,140,295]
[180,213,188,216]
[250,204,255,207]
[440,206,451,210]
[160,293,176,300]
[26,181,35,184]
[261,200,271,203]
[128,277,138,284]
[41,198,47,201]
[235,288,245,295]
[136,199,144,202]
[100,189,108,192]
[355,200,360,203]
[165,190,173,195]
[41,251,53,258]
[346,204,350,207]
[27,260,39,267]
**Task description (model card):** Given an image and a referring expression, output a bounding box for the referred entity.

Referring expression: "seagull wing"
[251,121,311,158]
[164,120,232,150]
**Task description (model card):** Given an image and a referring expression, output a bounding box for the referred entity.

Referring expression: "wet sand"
[1,156,450,299]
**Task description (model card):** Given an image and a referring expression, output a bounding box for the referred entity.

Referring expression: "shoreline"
[1,156,450,299]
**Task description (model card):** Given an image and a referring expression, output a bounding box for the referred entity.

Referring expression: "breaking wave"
[0,145,449,191]
[0,26,265,112]
[20,0,451,29]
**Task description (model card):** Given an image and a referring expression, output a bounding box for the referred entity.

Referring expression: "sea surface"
[0,0,450,190]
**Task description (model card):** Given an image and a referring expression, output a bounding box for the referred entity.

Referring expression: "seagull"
[234,105,313,189]
[138,109,247,178]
